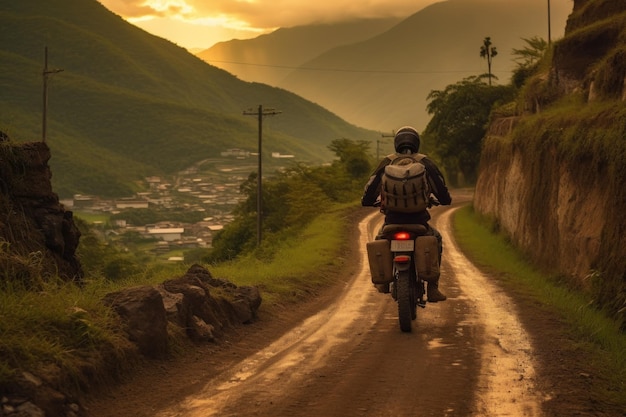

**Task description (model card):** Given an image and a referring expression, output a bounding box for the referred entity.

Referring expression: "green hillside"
[0,0,379,198]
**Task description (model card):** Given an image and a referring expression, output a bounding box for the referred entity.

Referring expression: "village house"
[147,227,184,242]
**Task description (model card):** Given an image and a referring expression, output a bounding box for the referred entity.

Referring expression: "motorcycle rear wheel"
[396,270,415,332]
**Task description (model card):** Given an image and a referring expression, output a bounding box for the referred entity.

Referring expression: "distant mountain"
[0,0,379,198]
[198,18,402,86]
[198,0,573,131]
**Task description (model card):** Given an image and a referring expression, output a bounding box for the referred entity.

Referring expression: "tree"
[424,76,515,185]
[479,37,498,86]
[511,36,548,88]
[207,138,373,261]
[327,138,372,177]
[512,36,548,67]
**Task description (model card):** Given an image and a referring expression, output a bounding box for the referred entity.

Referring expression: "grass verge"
[0,279,134,394]
[209,203,356,306]
[452,204,626,409]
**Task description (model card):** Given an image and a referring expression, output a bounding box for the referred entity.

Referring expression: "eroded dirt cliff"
[474,0,626,321]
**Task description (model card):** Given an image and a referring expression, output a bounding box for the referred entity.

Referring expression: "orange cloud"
[99,0,434,27]
[96,0,570,55]
[95,0,444,49]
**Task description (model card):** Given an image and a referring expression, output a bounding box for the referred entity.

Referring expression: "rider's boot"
[427,279,447,302]
[375,283,390,293]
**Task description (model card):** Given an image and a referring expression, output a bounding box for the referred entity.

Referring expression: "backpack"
[380,153,430,213]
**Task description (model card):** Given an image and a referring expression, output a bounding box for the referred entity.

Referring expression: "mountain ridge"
[198,0,573,131]
[198,18,402,86]
[0,0,379,198]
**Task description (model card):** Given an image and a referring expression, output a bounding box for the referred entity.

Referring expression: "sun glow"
[125,0,268,35]
[96,0,452,50]
[142,0,194,17]
[127,14,270,50]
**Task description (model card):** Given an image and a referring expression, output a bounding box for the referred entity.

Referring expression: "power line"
[208,60,513,75]
[379,131,395,160]
[42,46,63,143]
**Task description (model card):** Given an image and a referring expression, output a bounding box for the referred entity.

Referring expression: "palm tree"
[512,36,548,68]
[479,37,498,86]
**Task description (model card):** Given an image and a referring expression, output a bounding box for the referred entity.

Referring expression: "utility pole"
[243,104,281,246]
[547,0,552,46]
[379,131,395,160]
[42,46,63,143]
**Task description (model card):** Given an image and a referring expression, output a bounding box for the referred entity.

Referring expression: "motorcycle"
[367,203,441,333]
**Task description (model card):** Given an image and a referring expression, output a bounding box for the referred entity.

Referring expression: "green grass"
[209,203,349,304]
[0,201,353,392]
[0,279,132,392]
[78,202,355,292]
[73,211,110,224]
[452,204,626,403]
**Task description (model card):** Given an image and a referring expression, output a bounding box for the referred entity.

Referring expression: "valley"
[68,152,294,262]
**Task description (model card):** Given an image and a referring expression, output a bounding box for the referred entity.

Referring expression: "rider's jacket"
[361,153,452,226]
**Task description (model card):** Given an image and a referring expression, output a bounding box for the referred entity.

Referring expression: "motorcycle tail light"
[393,232,411,240]
[394,255,411,263]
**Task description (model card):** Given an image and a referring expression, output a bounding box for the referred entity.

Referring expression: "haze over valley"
[198,0,573,130]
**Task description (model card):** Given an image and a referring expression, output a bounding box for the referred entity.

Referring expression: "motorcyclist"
[361,126,451,302]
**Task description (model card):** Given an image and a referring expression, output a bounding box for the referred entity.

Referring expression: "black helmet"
[394,126,420,153]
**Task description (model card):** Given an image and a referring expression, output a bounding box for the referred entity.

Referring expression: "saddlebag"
[414,236,440,282]
[366,240,393,284]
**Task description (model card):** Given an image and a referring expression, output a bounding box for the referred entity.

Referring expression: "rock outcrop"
[104,264,262,358]
[0,138,263,416]
[2,262,263,417]
[0,138,83,286]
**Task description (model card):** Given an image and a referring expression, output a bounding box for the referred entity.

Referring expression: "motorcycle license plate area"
[391,240,414,252]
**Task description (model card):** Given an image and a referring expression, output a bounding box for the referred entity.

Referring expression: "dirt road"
[140,199,541,417]
[85,193,624,417]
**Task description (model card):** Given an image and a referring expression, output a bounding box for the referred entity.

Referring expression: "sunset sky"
[97,0,442,50]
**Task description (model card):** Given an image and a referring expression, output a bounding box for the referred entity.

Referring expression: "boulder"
[104,265,262,350]
[160,264,262,341]
[103,286,169,358]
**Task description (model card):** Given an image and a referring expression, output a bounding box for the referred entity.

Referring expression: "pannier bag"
[414,235,440,282]
[380,154,430,213]
[366,240,393,284]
